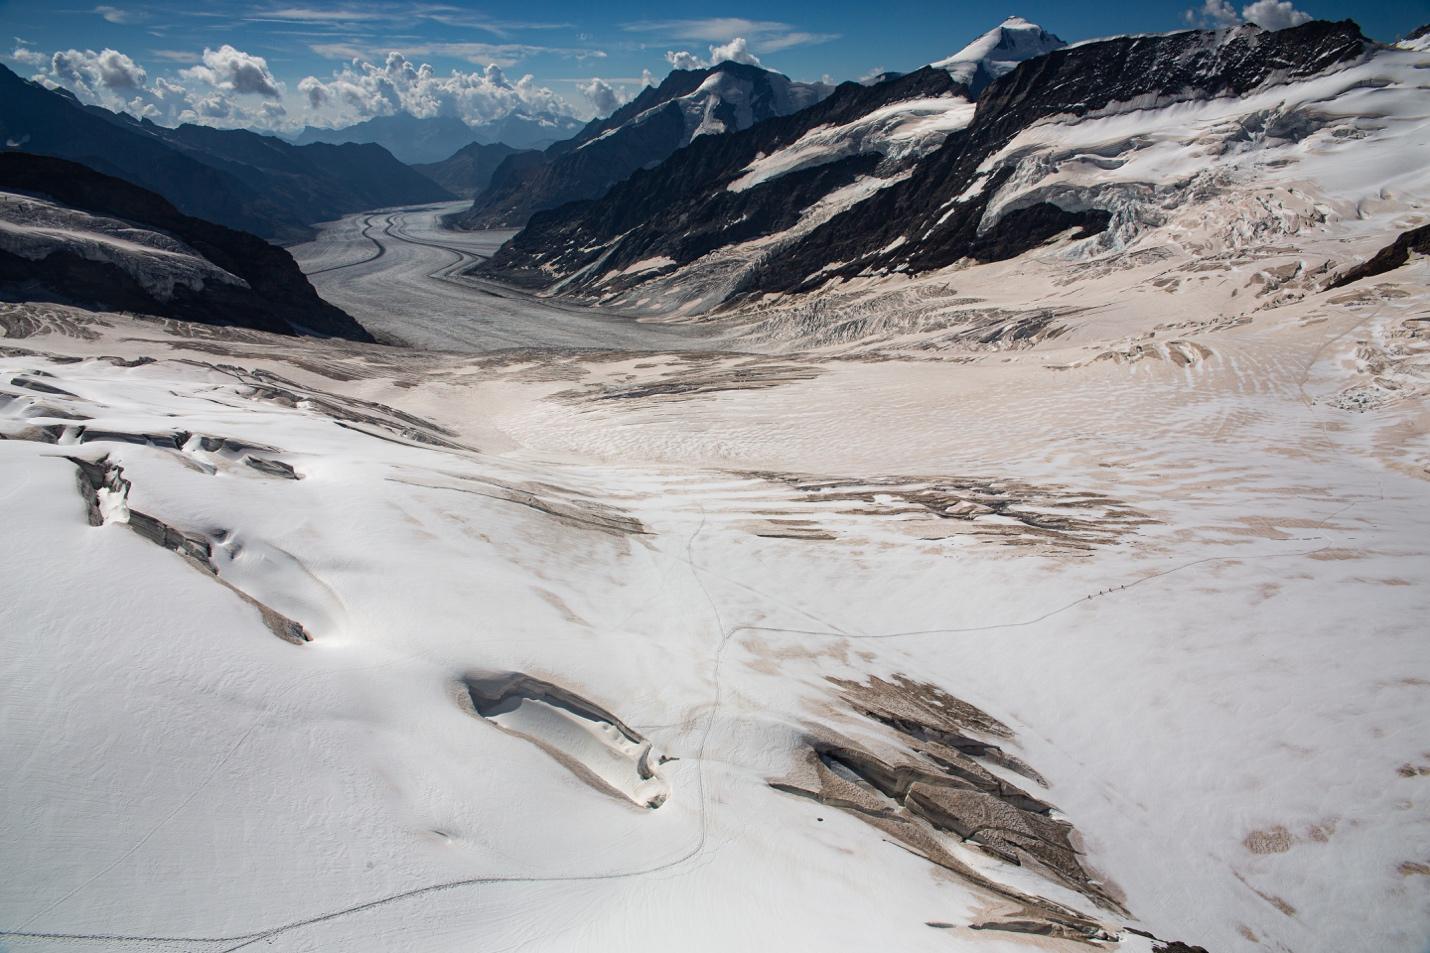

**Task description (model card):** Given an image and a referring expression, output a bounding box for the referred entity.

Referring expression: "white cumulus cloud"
[709,37,761,66]
[665,49,705,70]
[6,41,595,132]
[1184,0,1312,30]
[1240,0,1312,29]
[47,47,147,94]
[578,77,623,116]
[293,52,579,128]
[182,45,282,98]
[11,43,291,130]
[664,37,765,72]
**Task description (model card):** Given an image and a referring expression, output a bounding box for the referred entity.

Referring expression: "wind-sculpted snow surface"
[0,230,1427,953]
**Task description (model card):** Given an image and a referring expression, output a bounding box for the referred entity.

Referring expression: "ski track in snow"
[0,303,1407,949]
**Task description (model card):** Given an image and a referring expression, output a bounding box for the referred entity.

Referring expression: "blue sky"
[1,0,1425,130]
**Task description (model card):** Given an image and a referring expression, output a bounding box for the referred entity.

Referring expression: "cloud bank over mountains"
[1183,0,1313,30]
[3,3,1329,136]
[7,40,613,131]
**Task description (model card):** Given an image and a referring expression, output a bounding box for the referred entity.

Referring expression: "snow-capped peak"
[932,16,1067,94]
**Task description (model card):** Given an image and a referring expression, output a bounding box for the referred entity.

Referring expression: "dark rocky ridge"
[294,111,582,160]
[477,67,965,291]
[293,113,476,165]
[458,62,831,229]
[482,20,1373,307]
[0,64,451,243]
[412,141,533,198]
[0,152,373,341]
[1328,222,1430,288]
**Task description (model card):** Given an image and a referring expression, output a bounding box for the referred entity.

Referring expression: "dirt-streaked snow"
[1,216,1427,953]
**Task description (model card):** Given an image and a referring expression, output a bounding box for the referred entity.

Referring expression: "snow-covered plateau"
[1,19,1428,953]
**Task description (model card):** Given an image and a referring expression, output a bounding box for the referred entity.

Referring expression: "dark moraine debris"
[771,674,1126,939]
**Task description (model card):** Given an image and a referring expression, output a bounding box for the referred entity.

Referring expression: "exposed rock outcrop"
[1328,223,1430,288]
[0,152,373,341]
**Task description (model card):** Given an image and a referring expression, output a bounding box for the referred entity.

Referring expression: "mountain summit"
[456,62,832,229]
[932,16,1067,94]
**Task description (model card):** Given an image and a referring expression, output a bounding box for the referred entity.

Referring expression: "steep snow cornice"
[932,16,1068,95]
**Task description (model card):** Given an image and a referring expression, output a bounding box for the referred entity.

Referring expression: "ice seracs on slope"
[483,19,1404,328]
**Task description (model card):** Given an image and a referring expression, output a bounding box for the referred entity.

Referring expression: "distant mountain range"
[291,111,583,164]
[0,63,452,243]
[0,152,371,340]
[411,142,534,198]
[456,62,834,229]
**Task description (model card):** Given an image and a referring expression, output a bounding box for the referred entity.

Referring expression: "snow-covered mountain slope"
[0,152,371,340]
[0,191,244,300]
[483,19,1423,332]
[456,62,833,228]
[476,65,968,308]
[473,18,1076,304]
[932,15,1067,94]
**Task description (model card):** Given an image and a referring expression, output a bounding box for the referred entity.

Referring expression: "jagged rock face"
[1328,223,1430,288]
[771,674,1127,941]
[477,67,964,293]
[457,62,832,228]
[0,152,373,341]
